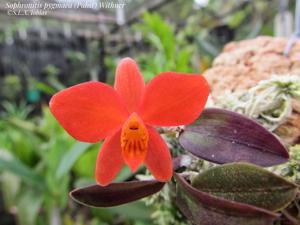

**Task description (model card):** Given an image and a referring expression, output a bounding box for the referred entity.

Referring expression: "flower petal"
[122,150,146,173]
[50,81,129,143]
[95,129,124,186]
[145,126,173,182]
[138,73,209,126]
[114,58,145,112]
[121,113,149,173]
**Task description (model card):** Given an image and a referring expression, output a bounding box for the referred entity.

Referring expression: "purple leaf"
[174,173,279,225]
[179,108,289,167]
[70,180,165,207]
[173,155,192,171]
[191,163,298,211]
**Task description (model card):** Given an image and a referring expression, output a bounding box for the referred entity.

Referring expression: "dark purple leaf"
[174,173,279,225]
[179,108,289,167]
[70,180,165,207]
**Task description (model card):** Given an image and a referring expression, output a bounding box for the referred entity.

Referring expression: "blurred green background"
[0,0,297,224]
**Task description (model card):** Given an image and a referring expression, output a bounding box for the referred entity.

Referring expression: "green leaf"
[16,189,44,225]
[227,10,247,28]
[115,167,132,182]
[0,157,44,187]
[35,81,57,95]
[1,171,21,208]
[176,48,193,72]
[73,144,100,178]
[191,163,298,211]
[109,201,153,220]
[141,12,175,60]
[56,142,92,179]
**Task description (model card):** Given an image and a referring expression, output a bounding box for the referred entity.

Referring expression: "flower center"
[121,113,149,160]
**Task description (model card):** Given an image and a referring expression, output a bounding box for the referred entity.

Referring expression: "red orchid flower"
[49,58,209,186]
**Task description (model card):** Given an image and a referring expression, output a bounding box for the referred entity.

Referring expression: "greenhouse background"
[0,0,299,225]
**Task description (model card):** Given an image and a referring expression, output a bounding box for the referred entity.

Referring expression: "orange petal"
[50,81,129,143]
[114,58,145,112]
[121,113,149,172]
[95,129,124,186]
[145,126,173,182]
[138,73,209,126]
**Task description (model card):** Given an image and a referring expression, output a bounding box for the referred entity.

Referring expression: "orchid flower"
[50,58,209,186]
